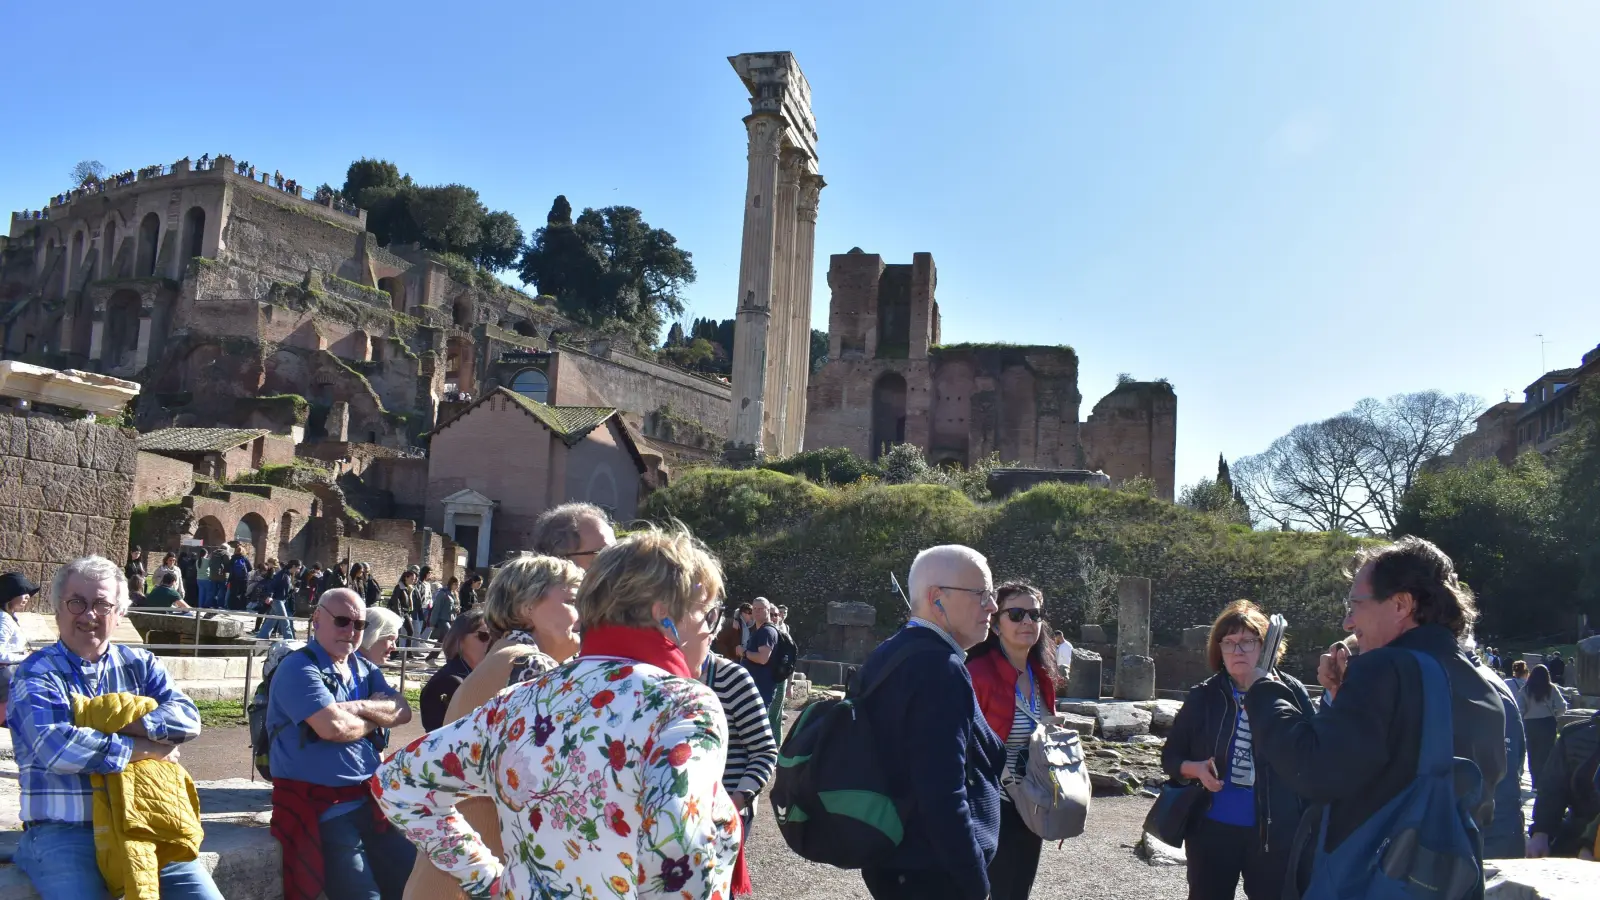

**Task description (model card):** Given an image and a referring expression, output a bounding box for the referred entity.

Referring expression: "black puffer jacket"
[1162,670,1316,853]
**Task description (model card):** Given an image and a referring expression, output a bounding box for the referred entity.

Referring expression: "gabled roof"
[432,387,618,447]
[138,427,269,454]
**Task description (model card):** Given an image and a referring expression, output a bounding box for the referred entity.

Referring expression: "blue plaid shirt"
[5,640,201,824]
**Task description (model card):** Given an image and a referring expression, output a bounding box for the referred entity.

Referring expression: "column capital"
[797,173,826,222]
[743,113,786,163]
[779,148,807,187]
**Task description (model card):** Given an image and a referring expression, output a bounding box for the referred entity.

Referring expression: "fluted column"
[789,173,825,452]
[767,150,804,455]
[728,113,786,458]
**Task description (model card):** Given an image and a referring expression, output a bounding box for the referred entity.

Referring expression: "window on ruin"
[513,320,538,339]
[105,290,142,370]
[511,368,549,404]
[180,207,206,277]
[23,334,34,354]
[871,372,908,461]
[103,220,119,278]
[453,299,472,328]
[379,276,406,311]
[876,266,912,359]
[136,213,161,277]
[71,231,85,269]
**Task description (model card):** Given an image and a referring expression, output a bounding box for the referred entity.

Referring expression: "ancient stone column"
[88,301,105,363]
[1113,575,1155,701]
[767,150,803,454]
[789,173,824,451]
[727,112,786,460]
[133,305,154,372]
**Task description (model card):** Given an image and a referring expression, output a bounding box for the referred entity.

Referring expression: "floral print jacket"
[374,656,740,900]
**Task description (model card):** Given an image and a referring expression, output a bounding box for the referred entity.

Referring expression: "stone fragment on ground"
[1135,698,1183,734]
[1051,711,1097,735]
[1484,858,1591,900]
[1057,699,1101,718]
[1136,833,1187,867]
[1097,703,1153,740]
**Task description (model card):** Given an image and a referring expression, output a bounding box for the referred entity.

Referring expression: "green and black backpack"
[770,640,924,868]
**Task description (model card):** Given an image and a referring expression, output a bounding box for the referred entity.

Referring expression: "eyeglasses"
[1000,608,1044,623]
[65,597,117,617]
[472,631,492,643]
[326,614,366,631]
[702,606,724,633]
[1343,594,1385,616]
[561,547,606,560]
[937,585,998,605]
[1221,638,1261,655]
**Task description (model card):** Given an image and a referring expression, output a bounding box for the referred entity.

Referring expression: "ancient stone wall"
[0,416,136,610]
[1081,382,1178,501]
[550,347,730,451]
[342,536,411,590]
[364,518,419,546]
[133,451,195,507]
[219,192,366,287]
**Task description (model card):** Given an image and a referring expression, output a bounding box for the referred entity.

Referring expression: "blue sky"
[4,2,1597,491]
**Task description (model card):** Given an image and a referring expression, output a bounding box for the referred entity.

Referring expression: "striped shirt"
[704,654,778,796]
[6,640,201,824]
[1003,672,1041,785]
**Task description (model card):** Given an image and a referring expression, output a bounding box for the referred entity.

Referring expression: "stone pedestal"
[1081,624,1107,644]
[1575,635,1600,697]
[1115,654,1157,702]
[1067,648,1102,698]
[1181,625,1211,651]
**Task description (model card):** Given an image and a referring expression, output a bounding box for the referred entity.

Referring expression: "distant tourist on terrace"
[266,587,415,900]
[6,555,219,899]
[0,571,40,721]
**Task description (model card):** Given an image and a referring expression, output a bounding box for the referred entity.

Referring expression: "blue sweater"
[855,626,1005,900]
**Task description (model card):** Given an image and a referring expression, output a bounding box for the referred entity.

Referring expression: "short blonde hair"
[361,607,403,652]
[484,554,584,636]
[577,526,724,631]
[1207,599,1287,672]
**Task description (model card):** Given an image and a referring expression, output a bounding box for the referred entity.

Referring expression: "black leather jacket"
[1162,670,1316,853]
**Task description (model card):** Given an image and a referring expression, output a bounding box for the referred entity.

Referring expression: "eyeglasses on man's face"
[65,597,117,617]
[938,585,998,605]
[324,612,366,632]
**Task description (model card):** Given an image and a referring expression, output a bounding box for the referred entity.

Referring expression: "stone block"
[1057,700,1101,718]
[18,460,51,488]
[1114,654,1157,701]
[1576,634,1600,697]
[1081,624,1107,643]
[1096,703,1153,740]
[1,418,26,457]
[1117,576,1152,660]
[1181,625,1211,651]
[1051,711,1097,735]
[1136,698,1184,734]
[797,659,845,687]
[1067,649,1102,699]
[826,601,876,627]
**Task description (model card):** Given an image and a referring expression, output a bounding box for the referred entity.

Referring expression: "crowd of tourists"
[4,522,1599,899]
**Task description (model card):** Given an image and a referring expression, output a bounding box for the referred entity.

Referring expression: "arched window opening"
[180,207,206,277]
[871,372,908,461]
[510,368,549,404]
[136,213,161,277]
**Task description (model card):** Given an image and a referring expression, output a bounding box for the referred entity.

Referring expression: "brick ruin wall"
[552,348,730,455]
[1080,383,1178,501]
[0,416,136,611]
[133,451,195,507]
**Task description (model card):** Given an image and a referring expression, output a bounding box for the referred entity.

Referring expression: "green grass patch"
[195,699,248,729]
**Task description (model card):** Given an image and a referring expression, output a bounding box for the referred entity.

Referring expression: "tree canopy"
[339,158,523,272]
[519,196,695,348]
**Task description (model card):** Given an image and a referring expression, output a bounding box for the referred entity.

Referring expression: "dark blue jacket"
[854,625,1005,900]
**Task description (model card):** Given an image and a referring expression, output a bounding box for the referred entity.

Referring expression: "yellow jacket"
[70,692,205,900]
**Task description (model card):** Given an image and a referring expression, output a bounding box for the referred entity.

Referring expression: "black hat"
[0,572,41,606]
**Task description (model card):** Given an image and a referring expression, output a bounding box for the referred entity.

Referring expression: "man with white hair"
[853,545,1006,900]
[266,587,415,900]
[6,554,220,898]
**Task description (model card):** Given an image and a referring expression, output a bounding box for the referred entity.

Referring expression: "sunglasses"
[327,614,366,631]
[472,631,492,643]
[1000,608,1044,623]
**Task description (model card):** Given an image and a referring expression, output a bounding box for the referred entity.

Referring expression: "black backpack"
[771,629,799,683]
[770,639,925,868]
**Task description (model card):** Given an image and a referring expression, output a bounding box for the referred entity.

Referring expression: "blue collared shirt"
[266,640,394,818]
[6,640,201,824]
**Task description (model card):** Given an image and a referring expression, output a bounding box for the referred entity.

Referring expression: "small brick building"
[426,388,651,567]
[805,250,1177,499]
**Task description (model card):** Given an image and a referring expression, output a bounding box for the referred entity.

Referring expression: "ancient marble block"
[1096,703,1153,741]
[1067,648,1102,699]
[1181,625,1211,651]
[1117,576,1152,661]
[1081,624,1107,643]
[1114,653,1157,702]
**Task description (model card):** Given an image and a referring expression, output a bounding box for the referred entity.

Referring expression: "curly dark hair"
[1351,536,1478,639]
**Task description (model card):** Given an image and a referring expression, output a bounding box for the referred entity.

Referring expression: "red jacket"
[967,647,1056,741]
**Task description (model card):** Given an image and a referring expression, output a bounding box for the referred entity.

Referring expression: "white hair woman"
[377,527,741,899]
[359,606,404,667]
[393,554,584,900]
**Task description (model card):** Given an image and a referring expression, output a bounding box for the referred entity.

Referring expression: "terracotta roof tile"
[138,427,269,454]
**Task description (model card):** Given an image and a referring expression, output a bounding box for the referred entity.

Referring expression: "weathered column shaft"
[1116,576,1153,659]
[790,173,824,451]
[767,151,803,455]
[133,311,153,371]
[729,113,786,455]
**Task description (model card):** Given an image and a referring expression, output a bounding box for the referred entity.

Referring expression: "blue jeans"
[321,800,416,900]
[197,580,217,608]
[14,821,223,900]
[256,599,294,639]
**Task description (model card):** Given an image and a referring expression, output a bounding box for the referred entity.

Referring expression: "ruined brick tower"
[805,250,1178,499]
[726,52,825,460]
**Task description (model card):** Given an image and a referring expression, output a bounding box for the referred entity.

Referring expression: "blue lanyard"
[1016,664,1037,718]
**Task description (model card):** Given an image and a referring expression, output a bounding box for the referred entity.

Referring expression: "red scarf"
[578,624,750,894]
[579,624,696,678]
